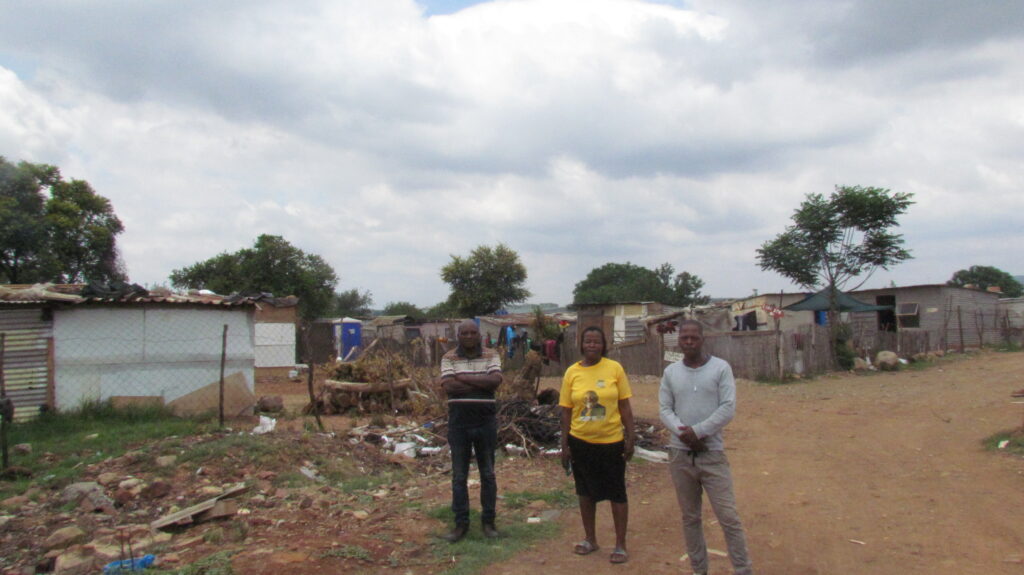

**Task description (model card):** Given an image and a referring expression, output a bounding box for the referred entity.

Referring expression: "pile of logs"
[305,378,413,415]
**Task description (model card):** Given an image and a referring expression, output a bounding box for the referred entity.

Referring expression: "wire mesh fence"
[1,306,258,418]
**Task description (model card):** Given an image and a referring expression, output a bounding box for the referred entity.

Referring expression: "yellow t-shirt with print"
[559,357,632,444]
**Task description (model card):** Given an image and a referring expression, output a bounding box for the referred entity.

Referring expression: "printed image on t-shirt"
[579,390,607,421]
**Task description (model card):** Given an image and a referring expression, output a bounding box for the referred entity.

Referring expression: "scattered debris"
[635,446,669,463]
[393,442,418,458]
[252,416,277,435]
[150,483,248,531]
[103,554,155,574]
[299,466,323,482]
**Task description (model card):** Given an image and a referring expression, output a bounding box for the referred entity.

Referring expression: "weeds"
[502,486,575,510]
[320,544,373,561]
[148,550,237,575]
[1,400,208,498]
[991,341,1022,353]
[176,434,277,466]
[427,505,560,575]
[983,429,1024,456]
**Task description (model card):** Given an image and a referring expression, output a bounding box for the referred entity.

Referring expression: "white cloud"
[1,0,1022,307]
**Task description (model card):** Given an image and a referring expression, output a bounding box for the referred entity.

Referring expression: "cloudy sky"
[2,0,1022,308]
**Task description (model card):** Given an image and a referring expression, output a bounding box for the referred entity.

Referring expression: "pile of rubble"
[343,399,670,460]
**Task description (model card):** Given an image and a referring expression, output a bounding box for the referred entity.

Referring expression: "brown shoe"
[482,523,500,539]
[1012,388,1024,398]
[442,524,469,543]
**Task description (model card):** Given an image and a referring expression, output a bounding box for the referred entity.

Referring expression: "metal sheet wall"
[0,307,53,421]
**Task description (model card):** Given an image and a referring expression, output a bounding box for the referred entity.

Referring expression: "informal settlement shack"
[0,283,297,420]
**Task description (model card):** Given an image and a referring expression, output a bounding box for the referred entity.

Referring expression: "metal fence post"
[219,324,228,428]
[1,333,10,469]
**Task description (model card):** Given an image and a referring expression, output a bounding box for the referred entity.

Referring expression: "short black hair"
[457,320,479,335]
[579,326,608,357]
[677,319,704,335]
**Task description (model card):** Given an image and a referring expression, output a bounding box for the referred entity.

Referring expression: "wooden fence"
[700,325,836,380]
[853,330,931,358]
[549,324,837,381]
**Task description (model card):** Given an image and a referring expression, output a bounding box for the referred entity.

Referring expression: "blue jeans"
[448,419,498,526]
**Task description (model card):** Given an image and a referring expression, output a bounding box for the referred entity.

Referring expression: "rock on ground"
[44,526,87,550]
[876,350,900,371]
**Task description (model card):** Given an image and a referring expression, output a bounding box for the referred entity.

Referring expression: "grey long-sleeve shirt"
[659,356,736,451]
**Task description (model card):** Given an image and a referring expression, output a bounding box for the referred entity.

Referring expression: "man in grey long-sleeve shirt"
[660,320,752,575]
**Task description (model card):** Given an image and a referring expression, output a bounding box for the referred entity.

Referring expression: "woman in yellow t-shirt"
[559,326,635,564]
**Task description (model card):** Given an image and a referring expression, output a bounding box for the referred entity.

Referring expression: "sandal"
[609,547,628,564]
[573,540,599,555]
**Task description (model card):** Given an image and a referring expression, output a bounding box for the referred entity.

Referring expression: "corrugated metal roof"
[0,284,297,308]
[478,312,576,327]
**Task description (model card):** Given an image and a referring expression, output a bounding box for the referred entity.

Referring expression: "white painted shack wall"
[53,306,255,409]
[254,323,295,367]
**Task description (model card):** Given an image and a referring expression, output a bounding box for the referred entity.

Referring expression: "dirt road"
[489,352,1024,575]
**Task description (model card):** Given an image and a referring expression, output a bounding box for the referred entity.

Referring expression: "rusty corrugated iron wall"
[0,307,53,421]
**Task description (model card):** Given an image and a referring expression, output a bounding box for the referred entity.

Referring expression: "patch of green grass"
[983,429,1024,456]
[338,470,406,493]
[402,500,426,511]
[502,486,575,510]
[270,471,310,488]
[1,400,209,498]
[148,550,237,575]
[203,527,224,544]
[427,504,561,575]
[991,341,1023,353]
[176,433,277,466]
[320,544,373,561]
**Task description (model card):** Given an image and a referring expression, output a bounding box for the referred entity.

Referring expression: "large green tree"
[947,265,1022,298]
[382,301,425,319]
[572,262,709,307]
[170,234,338,318]
[756,185,914,293]
[0,157,125,283]
[334,288,373,317]
[440,243,530,317]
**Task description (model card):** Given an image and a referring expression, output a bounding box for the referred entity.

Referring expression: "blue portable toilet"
[338,317,363,360]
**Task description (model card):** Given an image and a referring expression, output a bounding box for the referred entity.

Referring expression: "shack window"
[896,302,920,328]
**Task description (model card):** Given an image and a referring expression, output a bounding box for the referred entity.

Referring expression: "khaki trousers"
[669,448,753,575]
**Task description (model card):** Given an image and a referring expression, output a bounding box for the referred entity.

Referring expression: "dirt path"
[489,352,1024,575]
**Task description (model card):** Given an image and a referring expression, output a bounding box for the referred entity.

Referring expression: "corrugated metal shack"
[0,284,293,420]
[573,301,676,345]
[728,292,817,332]
[848,284,1002,353]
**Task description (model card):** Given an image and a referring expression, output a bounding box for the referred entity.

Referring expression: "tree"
[334,288,373,317]
[0,157,125,283]
[170,234,338,318]
[947,265,1023,298]
[46,178,126,283]
[572,262,709,307]
[757,185,914,294]
[426,300,458,319]
[382,301,425,319]
[440,243,530,317]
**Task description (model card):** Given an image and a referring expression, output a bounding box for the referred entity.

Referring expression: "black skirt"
[568,434,627,503]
